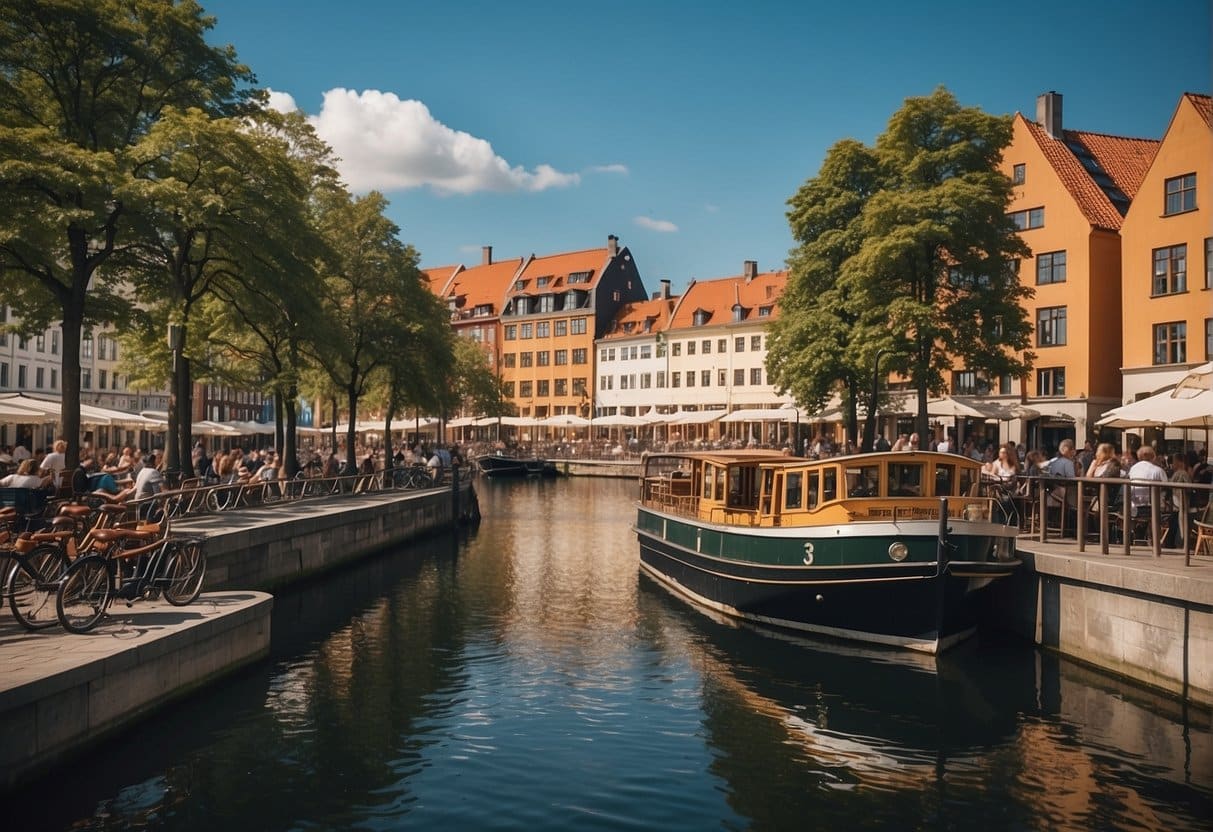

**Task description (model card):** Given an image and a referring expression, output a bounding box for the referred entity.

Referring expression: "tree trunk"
[284,385,298,478]
[345,384,358,474]
[329,397,338,455]
[858,378,877,453]
[273,392,284,458]
[178,354,194,476]
[59,310,83,470]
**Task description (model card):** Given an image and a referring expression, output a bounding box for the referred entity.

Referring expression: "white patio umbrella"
[720,406,800,423]
[0,399,58,422]
[539,414,590,427]
[592,414,650,427]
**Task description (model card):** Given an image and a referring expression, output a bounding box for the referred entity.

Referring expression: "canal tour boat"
[475,453,559,478]
[635,450,1021,654]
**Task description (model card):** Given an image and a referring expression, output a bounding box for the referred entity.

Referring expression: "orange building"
[1118,93,1212,404]
[498,236,647,418]
[427,247,525,377]
[999,92,1158,450]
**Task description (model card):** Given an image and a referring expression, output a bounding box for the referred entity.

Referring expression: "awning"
[1098,386,1213,429]
[669,409,726,425]
[592,414,650,427]
[0,393,164,427]
[720,406,800,423]
[539,414,590,427]
[0,399,58,422]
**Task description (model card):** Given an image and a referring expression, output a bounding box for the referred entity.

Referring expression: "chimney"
[743,260,758,282]
[1036,91,1063,139]
[660,278,671,300]
[481,245,493,266]
[607,235,619,257]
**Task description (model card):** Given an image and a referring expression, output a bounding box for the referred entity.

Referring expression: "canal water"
[10,477,1211,830]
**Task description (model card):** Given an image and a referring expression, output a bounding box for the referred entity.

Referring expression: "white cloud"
[265,88,298,114]
[589,163,629,175]
[634,216,678,233]
[305,88,580,195]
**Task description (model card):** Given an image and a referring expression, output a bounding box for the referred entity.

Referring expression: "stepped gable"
[670,268,787,329]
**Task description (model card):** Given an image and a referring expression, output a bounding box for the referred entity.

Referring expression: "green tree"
[0,0,253,467]
[769,88,1033,450]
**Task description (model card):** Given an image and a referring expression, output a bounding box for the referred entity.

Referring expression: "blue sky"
[205,0,1210,292]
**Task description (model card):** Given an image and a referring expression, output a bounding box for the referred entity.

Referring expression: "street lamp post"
[867,348,892,453]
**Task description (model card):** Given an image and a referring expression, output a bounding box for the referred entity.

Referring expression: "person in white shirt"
[1128,446,1169,514]
[12,444,31,462]
[133,451,165,500]
[39,439,68,489]
[1,459,50,489]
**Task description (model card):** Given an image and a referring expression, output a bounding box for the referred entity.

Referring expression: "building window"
[503,353,516,368]
[520,381,533,398]
[1036,251,1066,285]
[686,371,695,387]
[570,318,587,335]
[18,365,27,388]
[50,368,57,389]
[1036,367,1064,397]
[734,369,745,386]
[640,373,651,389]
[672,343,681,357]
[521,323,533,339]
[1206,319,1213,360]
[572,378,587,396]
[537,380,550,397]
[1164,173,1197,215]
[536,351,550,366]
[751,335,762,351]
[503,382,515,398]
[735,337,745,352]
[1036,306,1067,347]
[640,345,651,359]
[555,379,567,396]
[555,349,568,366]
[1010,207,1044,230]
[572,348,587,364]
[538,295,555,313]
[1205,238,1212,289]
[717,338,727,353]
[1153,321,1186,365]
[702,339,711,354]
[656,371,666,388]
[81,368,90,389]
[701,370,711,387]
[35,367,44,388]
[35,334,44,352]
[687,340,696,355]
[98,369,107,390]
[1012,163,1025,185]
[81,336,93,359]
[0,363,7,387]
[998,374,1012,395]
[554,320,567,336]
[953,371,978,395]
[1153,245,1187,295]
[504,325,517,341]
[750,367,762,385]
[537,322,550,337]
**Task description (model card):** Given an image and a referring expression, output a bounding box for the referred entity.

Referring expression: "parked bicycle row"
[0,499,206,634]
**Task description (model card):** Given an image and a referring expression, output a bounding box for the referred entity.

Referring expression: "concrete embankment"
[0,591,272,789]
[0,483,473,790]
[553,458,642,479]
[987,543,1213,707]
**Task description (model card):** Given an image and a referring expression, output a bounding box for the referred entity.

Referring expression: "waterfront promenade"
[0,483,471,789]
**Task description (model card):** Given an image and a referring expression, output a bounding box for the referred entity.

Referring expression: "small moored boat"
[476,454,559,478]
[635,450,1020,654]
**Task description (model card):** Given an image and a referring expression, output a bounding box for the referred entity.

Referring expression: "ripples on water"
[10,477,1211,831]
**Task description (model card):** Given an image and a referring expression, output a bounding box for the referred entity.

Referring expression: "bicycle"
[392,464,434,490]
[56,522,208,634]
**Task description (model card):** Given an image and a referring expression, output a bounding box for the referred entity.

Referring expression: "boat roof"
[646,450,985,467]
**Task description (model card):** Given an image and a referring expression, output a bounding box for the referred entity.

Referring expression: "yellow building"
[1118,93,1212,403]
[1000,92,1158,450]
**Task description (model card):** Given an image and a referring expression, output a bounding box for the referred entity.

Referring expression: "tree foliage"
[769,87,1034,449]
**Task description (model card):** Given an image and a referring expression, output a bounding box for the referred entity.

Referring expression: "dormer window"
[732,304,745,322]
[693,309,709,327]
[758,306,772,317]
[568,270,593,284]
[643,317,655,333]
[474,304,493,317]
[536,276,552,288]
[514,279,526,291]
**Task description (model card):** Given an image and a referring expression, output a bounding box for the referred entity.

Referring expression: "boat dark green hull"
[635,505,1020,653]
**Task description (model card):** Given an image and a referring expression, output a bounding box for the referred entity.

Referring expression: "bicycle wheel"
[162,540,207,606]
[57,556,113,633]
[7,545,70,630]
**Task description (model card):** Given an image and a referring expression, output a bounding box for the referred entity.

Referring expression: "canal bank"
[0,483,476,790]
[988,541,1213,708]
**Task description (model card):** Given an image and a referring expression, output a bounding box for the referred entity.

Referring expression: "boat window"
[807,472,819,508]
[846,464,880,497]
[935,463,955,496]
[712,465,726,502]
[823,468,838,502]
[760,468,775,513]
[786,472,802,509]
[958,466,976,497]
[887,462,924,496]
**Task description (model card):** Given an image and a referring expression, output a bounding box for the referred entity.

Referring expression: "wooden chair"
[1194,502,1213,557]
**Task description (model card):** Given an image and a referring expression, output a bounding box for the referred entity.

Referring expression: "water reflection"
[7,478,1209,831]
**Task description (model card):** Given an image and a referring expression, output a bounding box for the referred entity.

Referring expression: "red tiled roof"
[514,247,607,293]
[601,296,678,341]
[421,265,460,296]
[444,258,524,317]
[1022,117,1158,231]
[669,271,787,329]
[1186,92,1213,129]
[1066,130,1158,201]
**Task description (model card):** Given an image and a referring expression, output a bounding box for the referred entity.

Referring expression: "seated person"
[88,458,133,503]
[133,451,165,500]
[1,459,51,490]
